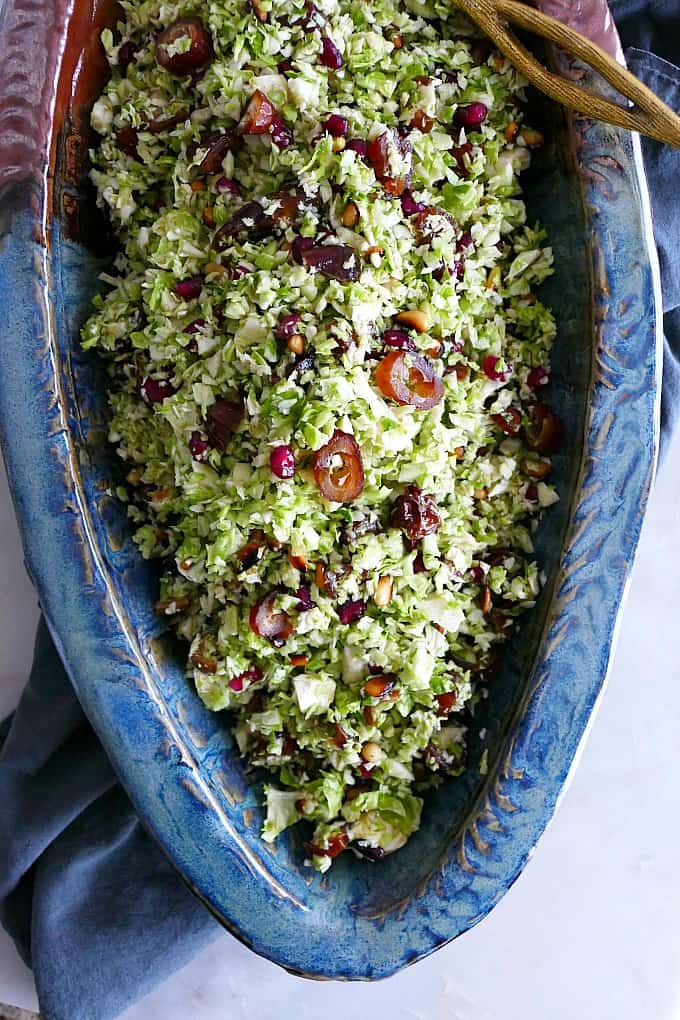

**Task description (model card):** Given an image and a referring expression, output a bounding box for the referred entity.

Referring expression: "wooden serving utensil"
[455,0,680,148]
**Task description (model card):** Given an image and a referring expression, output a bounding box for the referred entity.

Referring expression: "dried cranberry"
[184,318,206,335]
[295,2,324,32]
[194,131,241,175]
[118,40,137,71]
[320,36,343,69]
[189,430,210,461]
[306,829,349,859]
[174,277,203,300]
[291,235,315,264]
[338,599,366,625]
[527,366,549,389]
[295,586,316,612]
[482,354,513,382]
[276,313,303,340]
[278,57,293,74]
[116,126,140,159]
[215,176,241,196]
[270,445,296,479]
[322,113,349,137]
[350,840,386,861]
[526,483,539,503]
[141,377,176,404]
[401,191,425,216]
[435,693,456,717]
[155,18,214,77]
[457,229,473,252]
[470,565,485,584]
[302,244,361,282]
[413,550,426,573]
[391,486,442,542]
[205,398,244,450]
[382,329,416,352]
[345,138,369,160]
[454,102,488,130]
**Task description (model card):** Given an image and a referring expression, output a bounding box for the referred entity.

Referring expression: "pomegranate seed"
[345,138,369,160]
[482,354,513,382]
[174,277,203,300]
[291,235,314,264]
[215,176,240,196]
[270,445,296,479]
[141,377,176,404]
[454,102,488,129]
[470,565,485,584]
[205,398,244,449]
[184,318,206,334]
[295,586,316,611]
[338,599,366,625]
[527,366,549,389]
[320,36,342,69]
[526,483,539,502]
[359,763,374,779]
[189,430,210,461]
[228,667,262,692]
[401,191,425,216]
[276,313,303,340]
[382,328,416,352]
[322,114,348,137]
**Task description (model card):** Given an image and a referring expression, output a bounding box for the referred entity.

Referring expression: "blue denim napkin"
[1,6,679,1020]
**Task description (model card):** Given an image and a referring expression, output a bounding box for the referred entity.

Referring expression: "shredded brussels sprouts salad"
[83,0,564,871]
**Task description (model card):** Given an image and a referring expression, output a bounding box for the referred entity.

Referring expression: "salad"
[83,0,562,871]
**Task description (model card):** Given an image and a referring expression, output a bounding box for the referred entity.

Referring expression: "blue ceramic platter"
[0,0,662,979]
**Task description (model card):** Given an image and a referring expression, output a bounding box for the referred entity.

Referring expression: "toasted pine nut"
[287,333,305,355]
[191,180,206,192]
[332,136,346,153]
[342,201,360,228]
[374,575,393,607]
[204,261,229,276]
[396,309,430,333]
[361,741,384,764]
[505,121,520,142]
[126,467,143,484]
[391,34,403,49]
[473,487,488,500]
[521,127,544,148]
[202,206,215,227]
[289,653,310,667]
[486,266,502,290]
[521,457,552,479]
[480,586,492,614]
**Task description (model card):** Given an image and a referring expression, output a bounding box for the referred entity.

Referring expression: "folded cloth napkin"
[1,6,680,1020]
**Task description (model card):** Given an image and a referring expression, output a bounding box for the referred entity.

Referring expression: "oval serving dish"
[0,0,661,979]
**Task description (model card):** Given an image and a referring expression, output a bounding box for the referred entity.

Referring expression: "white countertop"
[2,445,680,1020]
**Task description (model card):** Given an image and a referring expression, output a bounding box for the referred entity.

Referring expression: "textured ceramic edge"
[0,0,663,979]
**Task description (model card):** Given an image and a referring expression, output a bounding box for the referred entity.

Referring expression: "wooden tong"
[455,0,680,148]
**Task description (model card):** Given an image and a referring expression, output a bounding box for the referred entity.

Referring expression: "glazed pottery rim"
[0,0,663,981]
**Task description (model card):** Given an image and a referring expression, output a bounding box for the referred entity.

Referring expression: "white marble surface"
[1,445,680,1020]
